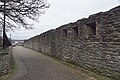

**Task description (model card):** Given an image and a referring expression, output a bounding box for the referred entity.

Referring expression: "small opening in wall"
[62,29,67,37]
[41,36,43,40]
[47,34,49,40]
[86,22,96,35]
[42,35,45,41]
[72,27,78,37]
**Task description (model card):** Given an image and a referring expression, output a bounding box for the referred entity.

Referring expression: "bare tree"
[0,0,49,30]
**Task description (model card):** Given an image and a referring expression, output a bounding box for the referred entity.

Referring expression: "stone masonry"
[0,48,11,77]
[24,5,120,80]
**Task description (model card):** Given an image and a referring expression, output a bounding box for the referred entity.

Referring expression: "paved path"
[10,46,95,80]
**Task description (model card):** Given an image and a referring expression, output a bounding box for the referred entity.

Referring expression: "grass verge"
[0,49,18,80]
[33,50,112,80]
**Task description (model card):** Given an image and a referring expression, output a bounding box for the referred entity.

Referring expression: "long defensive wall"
[24,5,120,79]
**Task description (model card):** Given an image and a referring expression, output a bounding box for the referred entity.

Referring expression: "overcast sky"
[8,0,120,40]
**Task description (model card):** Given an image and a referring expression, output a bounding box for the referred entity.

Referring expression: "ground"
[9,46,110,80]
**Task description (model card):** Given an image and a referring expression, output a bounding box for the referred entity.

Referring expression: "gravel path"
[10,46,95,80]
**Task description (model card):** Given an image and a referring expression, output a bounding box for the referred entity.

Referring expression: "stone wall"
[24,29,55,55]
[24,5,120,79]
[0,47,11,77]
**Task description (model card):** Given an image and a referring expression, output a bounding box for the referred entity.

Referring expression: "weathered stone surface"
[0,50,10,77]
[24,5,120,80]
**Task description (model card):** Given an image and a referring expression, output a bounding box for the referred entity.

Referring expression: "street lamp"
[10,34,11,39]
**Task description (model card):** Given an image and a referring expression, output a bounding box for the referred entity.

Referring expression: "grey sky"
[8,0,120,40]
